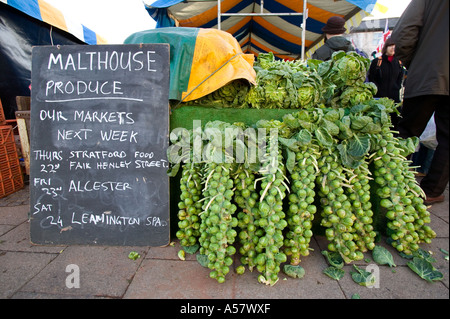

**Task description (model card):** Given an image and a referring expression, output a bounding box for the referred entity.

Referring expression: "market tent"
[0,0,107,118]
[0,0,107,45]
[145,0,378,60]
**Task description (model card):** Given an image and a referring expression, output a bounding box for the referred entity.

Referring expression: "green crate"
[170,104,296,130]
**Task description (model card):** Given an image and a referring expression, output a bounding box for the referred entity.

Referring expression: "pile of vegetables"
[178,52,322,109]
[168,51,437,286]
[177,51,376,110]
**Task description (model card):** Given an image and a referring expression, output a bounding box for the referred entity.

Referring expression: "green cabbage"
[246,53,323,109]
[339,82,378,108]
[319,51,370,88]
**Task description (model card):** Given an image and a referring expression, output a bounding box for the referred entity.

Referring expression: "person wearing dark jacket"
[312,16,354,61]
[391,0,449,205]
[367,37,405,128]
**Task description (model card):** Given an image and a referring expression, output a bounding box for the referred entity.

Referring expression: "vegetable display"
[168,51,436,285]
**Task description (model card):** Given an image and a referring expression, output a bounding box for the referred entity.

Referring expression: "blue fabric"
[6,0,41,21]
[82,25,97,45]
[145,7,177,28]
[345,0,377,11]
[147,0,183,9]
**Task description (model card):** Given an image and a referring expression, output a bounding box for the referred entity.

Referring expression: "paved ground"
[1,181,448,301]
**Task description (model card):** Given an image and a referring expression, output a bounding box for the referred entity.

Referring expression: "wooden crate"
[0,125,24,198]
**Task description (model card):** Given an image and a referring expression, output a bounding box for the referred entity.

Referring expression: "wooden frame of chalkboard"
[29,44,170,246]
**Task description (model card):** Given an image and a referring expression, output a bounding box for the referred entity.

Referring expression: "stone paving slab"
[17,245,147,298]
[0,221,66,254]
[146,240,197,261]
[0,205,29,227]
[0,251,58,299]
[0,187,29,207]
[337,263,449,299]
[232,237,346,299]
[124,258,235,299]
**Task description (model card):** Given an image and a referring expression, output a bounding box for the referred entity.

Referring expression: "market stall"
[2,0,440,287]
[124,22,437,285]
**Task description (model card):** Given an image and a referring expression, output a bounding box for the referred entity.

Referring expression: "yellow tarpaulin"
[183,28,256,101]
[125,27,256,101]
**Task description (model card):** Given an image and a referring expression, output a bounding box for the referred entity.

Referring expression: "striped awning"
[0,0,107,44]
[146,0,376,60]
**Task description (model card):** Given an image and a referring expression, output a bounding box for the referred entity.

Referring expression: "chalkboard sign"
[29,44,170,246]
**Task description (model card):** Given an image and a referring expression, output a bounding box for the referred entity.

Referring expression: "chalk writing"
[57,129,92,140]
[68,180,132,192]
[33,150,63,161]
[47,50,157,72]
[40,110,67,121]
[74,110,135,124]
[69,150,127,159]
[100,130,138,143]
[45,80,123,96]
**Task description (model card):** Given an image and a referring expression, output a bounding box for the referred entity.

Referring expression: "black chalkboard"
[29,44,170,246]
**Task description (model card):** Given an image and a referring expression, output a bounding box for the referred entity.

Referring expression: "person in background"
[412,142,435,177]
[367,37,405,128]
[312,16,354,61]
[391,0,449,205]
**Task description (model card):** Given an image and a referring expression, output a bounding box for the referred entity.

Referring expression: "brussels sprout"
[198,162,237,283]
[176,163,203,246]
[372,129,436,256]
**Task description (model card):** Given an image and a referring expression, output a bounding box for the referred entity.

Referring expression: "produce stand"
[125,27,438,286]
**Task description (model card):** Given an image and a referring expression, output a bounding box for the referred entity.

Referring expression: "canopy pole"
[217,0,221,30]
[301,0,307,61]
